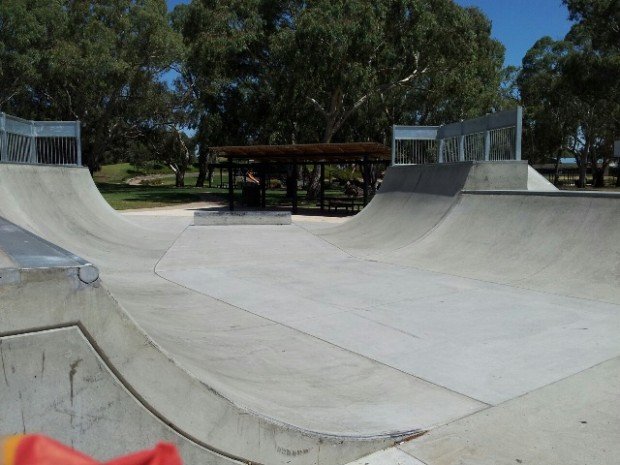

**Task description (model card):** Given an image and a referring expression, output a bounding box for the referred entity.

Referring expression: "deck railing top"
[0,112,82,166]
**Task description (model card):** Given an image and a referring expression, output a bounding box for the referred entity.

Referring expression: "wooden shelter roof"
[211,142,390,163]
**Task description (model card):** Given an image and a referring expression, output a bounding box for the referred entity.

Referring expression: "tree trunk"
[576,148,588,188]
[305,165,322,200]
[207,163,215,187]
[553,149,561,186]
[592,160,610,188]
[195,148,207,187]
[592,164,605,188]
[175,169,185,187]
[577,161,587,188]
[170,163,186,188]
[305,131,333,201]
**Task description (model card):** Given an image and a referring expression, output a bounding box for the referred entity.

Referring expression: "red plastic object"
[1,435,182,465]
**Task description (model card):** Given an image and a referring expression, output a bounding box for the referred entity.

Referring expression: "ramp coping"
[0,217,98,283]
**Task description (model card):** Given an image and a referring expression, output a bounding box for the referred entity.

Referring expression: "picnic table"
[321,196,365,212]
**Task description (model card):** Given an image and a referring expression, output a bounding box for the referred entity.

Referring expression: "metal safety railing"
[392,107,522,165]
[0,113,82,166]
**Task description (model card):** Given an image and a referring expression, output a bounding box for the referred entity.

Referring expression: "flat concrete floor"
[156,223,620,406]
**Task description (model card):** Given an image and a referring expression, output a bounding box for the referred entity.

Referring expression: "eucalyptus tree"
[517,0,620,187]
[0,0,182,171]
[518,38,579,167]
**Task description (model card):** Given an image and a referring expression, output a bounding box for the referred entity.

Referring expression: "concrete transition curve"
[0,161,618,465]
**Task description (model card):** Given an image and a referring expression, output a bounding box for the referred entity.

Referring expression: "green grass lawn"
[96,183,226,210]
[94,163,213,209]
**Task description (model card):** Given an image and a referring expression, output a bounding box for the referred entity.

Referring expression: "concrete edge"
[194,210,292,226]
[462,190,620,199]
[0,217,99,283]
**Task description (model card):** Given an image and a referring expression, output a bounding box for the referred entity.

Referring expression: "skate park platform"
[0,161,619,465]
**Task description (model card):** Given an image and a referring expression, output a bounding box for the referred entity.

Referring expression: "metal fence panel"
[393,107,522,165]
[394,139,438,165]
[0,113,82,166]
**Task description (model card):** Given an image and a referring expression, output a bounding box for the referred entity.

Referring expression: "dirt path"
[126,174,173,186]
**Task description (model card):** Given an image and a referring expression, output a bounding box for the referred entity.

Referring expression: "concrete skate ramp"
[379,190,620,302]
[318,162,618,302]
[0,164,486,465]
[319,161,547,256]
[0,230,236,464]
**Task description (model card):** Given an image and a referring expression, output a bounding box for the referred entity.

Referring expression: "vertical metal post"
[458,122,465,162]
[319,163,325,212]
[391,126,396,165]
[75,120,82,166]
[292,160,298,214]
[458,135,465,161]
[515,106,523,160]
[29,121,37,163]
[484,115,491,161]
[0,112,6,161]
[228,157,234,211]
[438,138,445,163]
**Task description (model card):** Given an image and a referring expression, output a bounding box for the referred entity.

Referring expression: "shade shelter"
[210,142,391,213]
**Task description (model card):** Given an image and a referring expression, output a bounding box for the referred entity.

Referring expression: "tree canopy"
[517,0,620,187]
[0,0,182,170]
[177,0,506,149]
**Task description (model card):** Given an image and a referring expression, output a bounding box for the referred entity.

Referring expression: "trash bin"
[242,183,261,207]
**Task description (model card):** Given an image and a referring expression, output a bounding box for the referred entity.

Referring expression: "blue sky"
[165,0,574,67]
[455,0,573,66]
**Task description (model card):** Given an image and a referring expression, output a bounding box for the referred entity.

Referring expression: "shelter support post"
[362,155,369,206]
[228,157,234,211]
[260,165,266,208]
[320,163,325,212]
[292,161,298,214]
